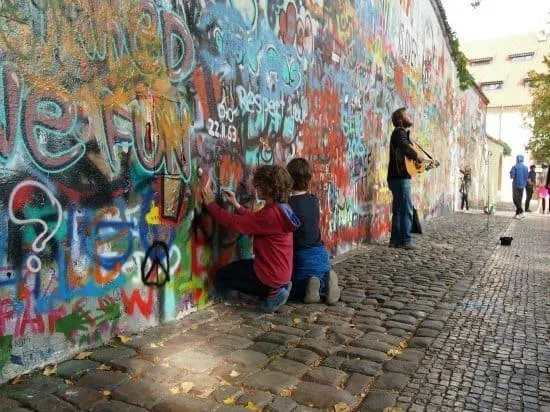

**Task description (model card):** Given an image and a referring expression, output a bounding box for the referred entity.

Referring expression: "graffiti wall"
[0,0,486,380]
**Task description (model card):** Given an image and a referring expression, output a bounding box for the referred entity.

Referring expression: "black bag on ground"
[412,207,422,234]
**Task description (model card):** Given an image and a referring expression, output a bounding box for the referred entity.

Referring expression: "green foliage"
[499,140,512,157]
[526,56,550,163]
[448,31,477,91]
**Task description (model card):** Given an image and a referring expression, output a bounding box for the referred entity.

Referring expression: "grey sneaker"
[325,270,341,305]
[304,277,321,304]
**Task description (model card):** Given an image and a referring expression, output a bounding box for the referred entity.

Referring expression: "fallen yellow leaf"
[383,408,404,412]
[229,370,240,377]
[335,402,351,412]
[74,351,93,360]
[10,375,22,385]
[149,343,159,348]
[197,388,215,398]
[117,335,132,344]
[398,341,408,349]
[387,348,403,357]
[280,388,292,397]
[223,397,235,405]
[64,379,75,386]
[293,318,302,324]
[246,401,261,411]
[169,386,181,395]
[43,365,57,376]
[97,364,112,371]
[219,380,230,386]
[179,382,194,393]
[101,390,111,397]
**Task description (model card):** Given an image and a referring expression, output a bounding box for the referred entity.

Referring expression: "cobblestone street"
[1,210,548,412]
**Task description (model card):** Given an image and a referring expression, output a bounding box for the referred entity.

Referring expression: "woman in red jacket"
[201,165,300,312]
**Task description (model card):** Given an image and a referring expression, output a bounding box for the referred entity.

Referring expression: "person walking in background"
[509,155,529,219]
[539,165,549,214]
[525,165,536,212]
[459,166,472,210]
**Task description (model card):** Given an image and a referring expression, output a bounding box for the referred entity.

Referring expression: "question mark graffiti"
[8,180,63,273]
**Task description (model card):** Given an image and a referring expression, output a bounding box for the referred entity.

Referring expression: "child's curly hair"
[253,165,293,203]
[286,158,312,191]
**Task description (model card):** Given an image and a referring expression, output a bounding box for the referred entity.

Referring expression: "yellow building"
[463,32,550,201]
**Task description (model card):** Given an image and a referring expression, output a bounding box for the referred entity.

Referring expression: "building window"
[469,57,493,66]
[480,81,504,91]
[522,78,532,88]
[508,52,534,61]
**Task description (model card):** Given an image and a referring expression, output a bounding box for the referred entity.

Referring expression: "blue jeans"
[388,179,413,246]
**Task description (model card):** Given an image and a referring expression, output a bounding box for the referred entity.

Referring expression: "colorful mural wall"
[0,0,487,381]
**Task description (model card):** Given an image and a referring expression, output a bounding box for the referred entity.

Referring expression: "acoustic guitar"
[404,142,440,177]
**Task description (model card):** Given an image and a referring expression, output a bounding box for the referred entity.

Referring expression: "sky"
[440,0,550,43]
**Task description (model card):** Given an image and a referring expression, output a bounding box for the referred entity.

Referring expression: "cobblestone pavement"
[1,210,548,412]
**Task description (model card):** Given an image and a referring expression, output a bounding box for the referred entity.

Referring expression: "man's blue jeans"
[388,179,413,246]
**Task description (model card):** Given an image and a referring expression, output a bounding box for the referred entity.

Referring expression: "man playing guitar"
[387,107,432,249]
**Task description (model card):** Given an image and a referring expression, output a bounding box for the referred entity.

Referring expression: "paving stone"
[354,317,384,326]
[338,347,388,363]
[169,350,221,373]
[22,393,76,411]
[271,325,308,336]
[415,328,440,338]
[112,379,171,409]
[267,395,298,412]
[0,375,68,401]
[0,396,22,409]
[322,356,346,369]
[384,321,416,332]
[409,337,435,348]
[292,382,356,409]
[139,345,188,363]
[78,370,128,391]
[90,399,148,412]
[345,373,374,396]
[238,390,274,408]
[55,386,104,410]
[299,338,341,356]
[211,385,245,403]
[257,332,301,346]
[56,360,101,379]
[421,320,445,330]
[229,326,265,339]
[108,358,154,375]
[90,346,136,363]
[359,391,398,411]
[383,301,405,310]
[331,326,364,338]
[389,314,418,325]
[373,372,410,391]
[227,350,269,368]
[212,363,261,385]
[151,394,217,412]
[352,339,393,353]
[248,342,288,356]
[355,324,388,333]
[285,348,320,365]
[383,359,419,375]
[363,332,403,346]
[341,359,381,376]
[209,335,254,349]
[268,357,309,377]
[397,349,424,363]
[242,371,299,394]
[141,365,186,385]
[305,366,348,387]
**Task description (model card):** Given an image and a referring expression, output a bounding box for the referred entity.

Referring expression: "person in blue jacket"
[510,154,529,219]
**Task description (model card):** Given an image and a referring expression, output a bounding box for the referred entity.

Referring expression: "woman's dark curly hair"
[286,158,312,191]
[253,165,293,203]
